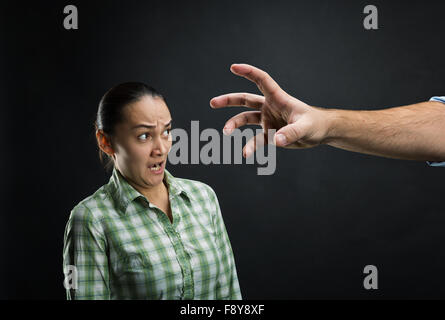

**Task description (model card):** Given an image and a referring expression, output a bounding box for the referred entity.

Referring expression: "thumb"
[274,123,302,147]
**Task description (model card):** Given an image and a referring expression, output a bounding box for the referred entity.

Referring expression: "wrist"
[317,107,342,145]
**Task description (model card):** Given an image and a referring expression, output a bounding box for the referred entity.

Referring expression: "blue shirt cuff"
[427,161,445,167]
[427,96,445,167]
[430,96,445,104]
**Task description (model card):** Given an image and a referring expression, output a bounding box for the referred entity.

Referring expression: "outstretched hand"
[210,64,331,158]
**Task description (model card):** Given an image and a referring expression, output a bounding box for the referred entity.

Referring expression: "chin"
[145,170,164,185]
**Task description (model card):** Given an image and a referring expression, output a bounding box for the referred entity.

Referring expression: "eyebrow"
[131,120,172,130]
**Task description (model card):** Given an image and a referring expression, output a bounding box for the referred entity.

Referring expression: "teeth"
[150,163,161,171]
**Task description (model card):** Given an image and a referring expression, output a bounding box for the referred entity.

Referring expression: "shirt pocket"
[112,245,151,280]
[110,242,182,299]
[123,252,147,270]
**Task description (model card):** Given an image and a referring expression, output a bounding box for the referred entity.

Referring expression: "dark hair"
[94,82,166,171]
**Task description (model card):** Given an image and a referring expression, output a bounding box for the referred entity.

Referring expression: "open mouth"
[149,160,164,171]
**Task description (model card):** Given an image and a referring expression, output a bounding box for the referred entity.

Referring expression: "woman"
[63,82,241,300]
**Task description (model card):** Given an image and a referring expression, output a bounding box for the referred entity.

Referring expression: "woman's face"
[111,95,172,189]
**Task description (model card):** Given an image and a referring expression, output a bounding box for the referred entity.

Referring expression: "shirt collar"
[106,166,193,214]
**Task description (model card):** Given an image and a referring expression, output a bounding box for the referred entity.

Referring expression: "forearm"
[321,101,445,161]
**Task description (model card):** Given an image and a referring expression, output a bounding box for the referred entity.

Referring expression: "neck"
[116,167,169,204]
[141,178,169,204]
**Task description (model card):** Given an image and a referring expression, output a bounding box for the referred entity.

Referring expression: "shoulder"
[69,185,112,224]
[64,186,114,246]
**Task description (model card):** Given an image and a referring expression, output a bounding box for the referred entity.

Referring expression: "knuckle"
[242,113,249,124]
[289,125,301,140]
[240,93,247,106]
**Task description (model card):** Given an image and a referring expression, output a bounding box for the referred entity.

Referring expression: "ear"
[96,130,115,156]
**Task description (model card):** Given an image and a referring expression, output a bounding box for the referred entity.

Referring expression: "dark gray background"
[2,0,445,299]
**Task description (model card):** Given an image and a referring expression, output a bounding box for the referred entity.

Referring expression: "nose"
[152,135,169,157]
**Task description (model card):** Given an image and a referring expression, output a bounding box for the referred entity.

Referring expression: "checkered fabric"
[63,167,241,300]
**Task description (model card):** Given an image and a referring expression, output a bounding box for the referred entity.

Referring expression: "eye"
[162,128,171,137]
[138,133,152,141]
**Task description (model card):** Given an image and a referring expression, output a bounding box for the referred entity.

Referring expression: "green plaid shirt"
[63,167,241,300]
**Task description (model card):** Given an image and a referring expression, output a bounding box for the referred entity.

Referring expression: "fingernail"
[223,127,233,135]
[244,147,251,158]
[275,134,287,146]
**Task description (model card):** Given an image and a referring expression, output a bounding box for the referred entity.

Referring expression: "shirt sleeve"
[207,187,242,300]
[426,96,445,167]
[63,204,111,300]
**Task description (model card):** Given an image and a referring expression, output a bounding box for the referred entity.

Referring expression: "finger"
[223,111,261,135]
[210,92,264,109]
[230,64,282,97]
[275,122,303,147]
[243,132,266,158]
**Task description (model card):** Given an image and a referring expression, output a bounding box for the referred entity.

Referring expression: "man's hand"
[210,64,331,158]
[211,63,445,162]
